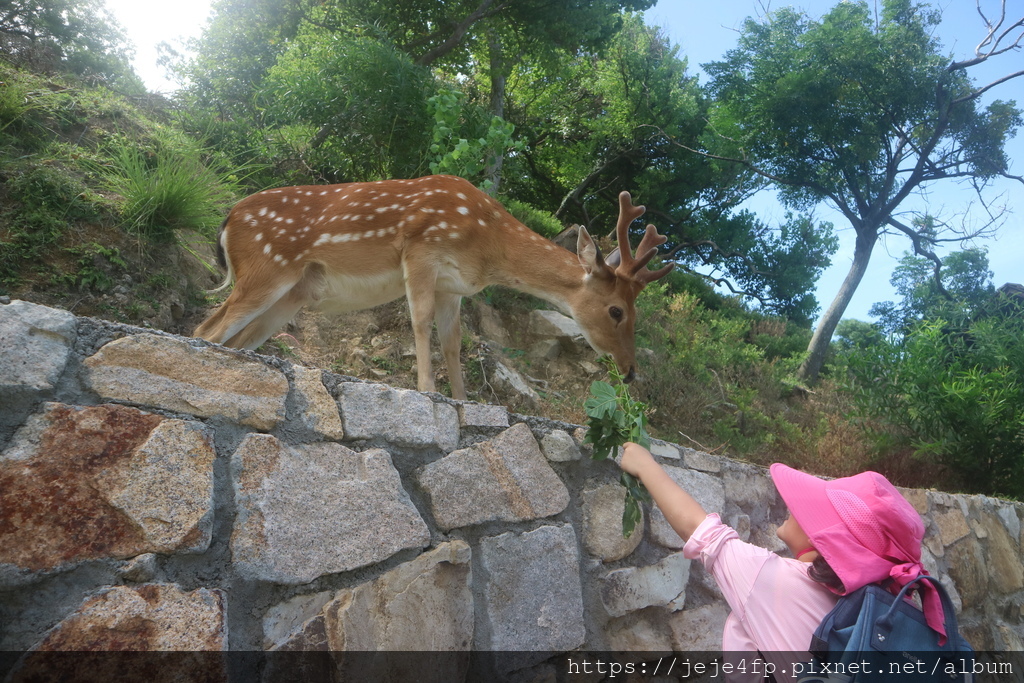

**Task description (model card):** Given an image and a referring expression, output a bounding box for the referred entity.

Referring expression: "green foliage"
[0,72,36,136]
[583,361,652,538]
[686,210,838,327]
[847,312,1024,498]
[0,163,100,284]
[704,0,1022,380]
[0,0,143,92]
[870,247,995,338]
[632,279,820,457]
[500,199,564,240]
[97,143,241,241]
[502,15,722,230]
[65,243,127,292]
[263,29,436,180]
[833,319,885,352]
[427,89,520,187]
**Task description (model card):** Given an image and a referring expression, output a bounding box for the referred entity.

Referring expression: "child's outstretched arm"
[620,442,708,541]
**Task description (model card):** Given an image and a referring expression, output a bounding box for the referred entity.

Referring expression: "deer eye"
[609,306,624,321]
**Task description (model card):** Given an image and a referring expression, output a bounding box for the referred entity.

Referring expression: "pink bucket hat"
[769,463,946,641]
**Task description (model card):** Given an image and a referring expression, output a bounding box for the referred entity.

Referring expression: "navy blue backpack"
[798,575,974,682]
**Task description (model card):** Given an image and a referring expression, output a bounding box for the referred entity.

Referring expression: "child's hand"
[620,442,656,479]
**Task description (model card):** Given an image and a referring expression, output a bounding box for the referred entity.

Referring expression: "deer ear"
[576,226,608,276]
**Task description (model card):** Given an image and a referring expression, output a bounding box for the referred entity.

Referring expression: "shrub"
[99,144,240,241]
[0,163,101,284]
[501,198,565,239]
[847,315,1024,498]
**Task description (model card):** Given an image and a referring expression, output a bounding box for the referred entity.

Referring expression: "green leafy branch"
[582,359,653,538]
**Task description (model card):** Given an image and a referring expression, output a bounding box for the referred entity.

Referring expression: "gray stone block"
[479,524,585,667]
[337,382,458,451]
[418,423,569,530]
[231,434,429,583]
[0,300,76,393]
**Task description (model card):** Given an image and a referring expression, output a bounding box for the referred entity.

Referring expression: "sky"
[104,0,1022,322]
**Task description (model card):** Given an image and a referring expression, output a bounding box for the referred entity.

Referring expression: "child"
[619,442,944,675]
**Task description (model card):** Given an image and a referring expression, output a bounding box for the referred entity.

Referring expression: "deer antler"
[611,191,674,284]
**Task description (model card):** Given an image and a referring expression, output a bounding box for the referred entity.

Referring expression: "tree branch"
[885,216,950,300]
[413,0,510,66]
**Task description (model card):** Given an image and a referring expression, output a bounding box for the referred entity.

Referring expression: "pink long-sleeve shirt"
[683,514,838,680]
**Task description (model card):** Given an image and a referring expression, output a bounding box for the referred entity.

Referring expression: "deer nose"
[623,366,637,383]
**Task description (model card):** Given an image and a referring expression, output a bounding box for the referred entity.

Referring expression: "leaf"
[584,361,653,536]
[584,380,619,420]
[622,493,642,538]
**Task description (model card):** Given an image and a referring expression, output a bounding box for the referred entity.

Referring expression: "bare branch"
[948,1,1024,101]
[885,216,950,300]
[969,0,1024,61]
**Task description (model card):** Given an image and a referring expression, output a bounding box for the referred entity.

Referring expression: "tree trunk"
[484,30,506,194]
[797,229,878,383]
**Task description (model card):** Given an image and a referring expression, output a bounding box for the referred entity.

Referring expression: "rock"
[28,583,226,651]
[684,448,722,472]
[604,613,674,653]
[529,310,583,340]
[599,552,690,617]
[7,585,228,683]
[649,439,680,460]
[724,463,776,508]
[979,512,1024,593]
[474,301,510,347]
[457,402,509,429]
[581,483,643,562]
[230,434,429,583]
[0,300,77,393]
[529,339,561,362]
[84,334,288,431]
[650,466,725,549]
[667,603,729,651]
[932,506,972,546]
[120,554,158,583]
[0,403,214,579]
[265,541,473,654]
[945,536,988,608]
[290,365,345,440]
[417,423,570,530]
[490,360,541,406]
[336,382,458,451]
[479,525,585,670]
[540,429,582,462]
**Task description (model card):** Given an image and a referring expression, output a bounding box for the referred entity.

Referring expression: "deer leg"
[194,276,300,349]
[404,264,438,394]
[435,292,466,400]
[224,287,306,350]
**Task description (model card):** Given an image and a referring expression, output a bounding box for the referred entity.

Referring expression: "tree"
[847,291,1024,497]
[871,247,995,337]
[702,0,1023,381]
[180,0,655,188]
[0,0,140,89]
[502,16,837,322]
[262,29,437,180]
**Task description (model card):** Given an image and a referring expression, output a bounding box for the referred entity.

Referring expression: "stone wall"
[2,299,1023,679]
